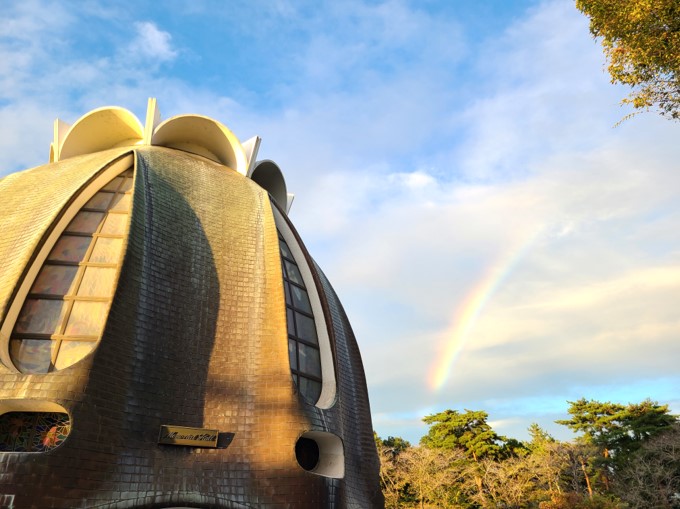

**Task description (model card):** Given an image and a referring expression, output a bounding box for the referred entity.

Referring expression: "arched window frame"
[271,205,337,409]
[0,400,71,453]
[0,411,71,452]
[0,154,134,372]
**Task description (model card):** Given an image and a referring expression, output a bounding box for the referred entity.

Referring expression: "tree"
[374,433,413,508]
[421,409,508,461]
[556,399,626,461]
[557,398,677,496]
[526,424,569,500]
[557,399,630,494]
[421,409,533,505]
[618,399,678,451]
[528,423,557,451]
[476,456,546,508]
[614,423,680,509]
[375,433,476,509]
[381,435,412,454]
[400,446,473,509]
[575,0,680,119]
[557,398,677,461]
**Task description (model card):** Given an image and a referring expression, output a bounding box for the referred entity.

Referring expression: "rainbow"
[429,230,541,391]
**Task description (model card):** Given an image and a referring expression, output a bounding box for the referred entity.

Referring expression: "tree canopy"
[576,0,680,119]
[420,409,527,461]
[556,397,675,460]
[377,398,679,508]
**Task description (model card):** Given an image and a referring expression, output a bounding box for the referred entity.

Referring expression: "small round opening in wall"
[294,431,344,478]
[295,437,320,471]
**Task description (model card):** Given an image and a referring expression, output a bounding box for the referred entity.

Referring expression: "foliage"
[556,398,676,496]
[528,423,556,451]
[376,434,474,508]
[555,397,626,480]
[400,446,472,508]
[557,398,676,462]
[575,0,680,119]
[382,435,412,454]
[555,399,625,448]
[474,456,545,508]
[614,423,680,509]
[619,399,678,450]
[420,409,526,461]
[376,398,677,508]
[375,435,410,508]
[539,493,622,509]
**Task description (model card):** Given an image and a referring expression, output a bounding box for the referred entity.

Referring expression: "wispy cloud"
[130,21,178,62]
[0,3,188,174]
[311,0,680,442]
[1,0,679,446]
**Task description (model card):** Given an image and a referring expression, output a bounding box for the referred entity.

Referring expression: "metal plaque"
[158,425,219,448]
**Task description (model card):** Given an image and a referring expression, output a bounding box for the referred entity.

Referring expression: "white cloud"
[0,4,191,175]
[1,0,679,446]
[324,0,680,442]
[389,171,436,190]
[131,21,178,62]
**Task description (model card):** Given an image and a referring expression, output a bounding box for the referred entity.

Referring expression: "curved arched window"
[280,233,322,403]
[7,166,133,373]
[272,206,336,408]
[0,412,70,452]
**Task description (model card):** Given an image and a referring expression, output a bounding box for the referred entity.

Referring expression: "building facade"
[0,100,383,508]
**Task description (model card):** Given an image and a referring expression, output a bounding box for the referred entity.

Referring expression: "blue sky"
[2,0,680,444]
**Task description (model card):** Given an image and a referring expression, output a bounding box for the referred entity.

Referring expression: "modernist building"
[0,99,383,508]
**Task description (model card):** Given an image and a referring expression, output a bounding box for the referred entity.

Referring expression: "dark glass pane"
[288,339,297,370]
[84,192,114,210]
[65,211,105,234]
[299,377,322,403]
[279,239,294,260]
[298,343,321,378]
[9,339,53,373]
[14,299,67,334]
[284,260,303,285]
[284,282,291,306]
[278,227,324,405]
[286,307,295,336]
[47,235,92,262]
[291,285,312,313]
[31,265,78,295]
[295,312,317,344]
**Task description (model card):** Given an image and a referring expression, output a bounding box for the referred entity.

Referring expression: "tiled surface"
[0,147,382,508]
[309,262,384,508]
